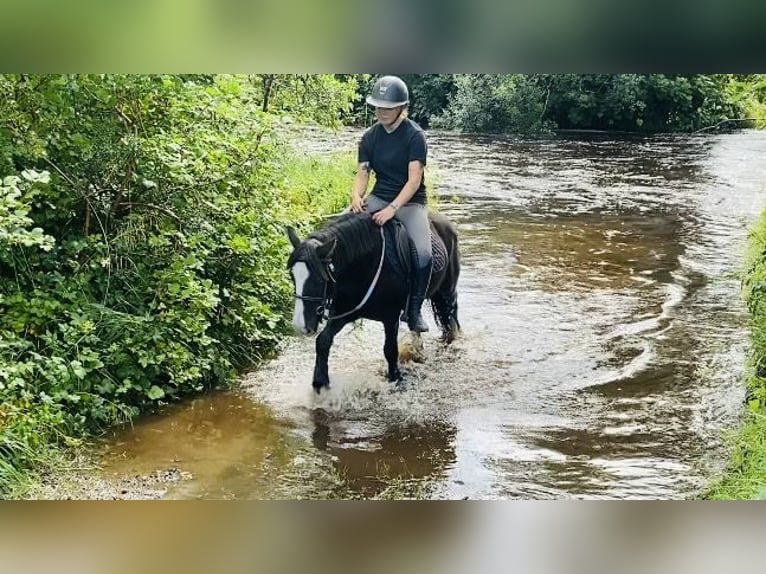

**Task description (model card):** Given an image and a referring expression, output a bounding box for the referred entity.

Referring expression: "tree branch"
[118,202,180,221]
[42,157,76,187]
[693,117,765,133]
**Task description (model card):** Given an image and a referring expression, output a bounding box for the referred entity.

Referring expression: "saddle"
[383,217,448,280]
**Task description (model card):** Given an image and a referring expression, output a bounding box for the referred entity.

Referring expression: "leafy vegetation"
[350,74,764,135]
[399,75,458,129]
[726,75,766,129]
[430,74,553,134]
[536,74,741,132]
[0,74,357,496]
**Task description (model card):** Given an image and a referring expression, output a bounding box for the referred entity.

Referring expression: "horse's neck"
[328,228,380,274]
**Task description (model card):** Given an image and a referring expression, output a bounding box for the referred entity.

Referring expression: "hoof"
[392,378,407,392]
[387,369,402,383]
[441,327,460,345]
[399,333,425,363]
[312,380,329,394]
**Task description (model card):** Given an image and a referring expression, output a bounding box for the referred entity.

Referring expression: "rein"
[295,226,386,322]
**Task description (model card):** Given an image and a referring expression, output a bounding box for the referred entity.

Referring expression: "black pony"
[287,211,460,392]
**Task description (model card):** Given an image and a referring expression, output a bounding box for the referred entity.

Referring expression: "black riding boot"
[407,264,431,333]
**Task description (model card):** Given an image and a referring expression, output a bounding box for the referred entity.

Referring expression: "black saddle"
[383,217,448,280]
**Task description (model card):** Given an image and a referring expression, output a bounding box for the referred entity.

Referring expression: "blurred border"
[3,501,766,574]
[1,0,764,71]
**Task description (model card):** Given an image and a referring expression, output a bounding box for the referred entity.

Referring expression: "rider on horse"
[350,75,432,333]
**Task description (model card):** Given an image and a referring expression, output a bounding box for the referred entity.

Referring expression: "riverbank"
[705,210,766,499]
[24,459,189,500]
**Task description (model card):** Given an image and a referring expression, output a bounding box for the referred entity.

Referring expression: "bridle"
[293,257,337,320]
[294,227,386,322]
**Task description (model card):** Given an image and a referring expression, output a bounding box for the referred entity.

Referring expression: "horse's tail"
[429,214,461,343]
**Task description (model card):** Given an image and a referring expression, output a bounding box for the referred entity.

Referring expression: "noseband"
[293,258,336,320]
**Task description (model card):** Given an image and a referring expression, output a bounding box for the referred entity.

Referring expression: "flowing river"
[97,128,766,499]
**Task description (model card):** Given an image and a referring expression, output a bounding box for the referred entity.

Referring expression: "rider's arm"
[388,160,424,212]
[352,162,371,204]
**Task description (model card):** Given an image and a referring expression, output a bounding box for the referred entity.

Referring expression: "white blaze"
[291,262,310,333]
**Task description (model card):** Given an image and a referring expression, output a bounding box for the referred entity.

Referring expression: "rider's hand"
[372,205,396,226]
[351,193,365,213]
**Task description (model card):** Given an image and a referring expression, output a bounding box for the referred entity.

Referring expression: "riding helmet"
[365,75,410,108]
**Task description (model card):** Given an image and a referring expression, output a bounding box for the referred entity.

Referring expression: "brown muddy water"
[98,129,766,499]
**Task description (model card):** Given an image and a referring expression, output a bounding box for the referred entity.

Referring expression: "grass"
[277,148,357,229]
[0,403,78,498]
[0,430,70,499]
[706,410,766,499]
[703,215,766,499]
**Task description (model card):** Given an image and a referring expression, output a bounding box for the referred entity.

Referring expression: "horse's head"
[286,226,337,335]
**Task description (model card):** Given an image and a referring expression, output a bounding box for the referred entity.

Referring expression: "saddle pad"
[430,226,448,274]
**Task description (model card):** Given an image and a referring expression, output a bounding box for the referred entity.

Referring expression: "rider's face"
[375,106,403,126]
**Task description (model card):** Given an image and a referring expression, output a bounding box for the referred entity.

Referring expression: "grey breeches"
[365,195,432,269]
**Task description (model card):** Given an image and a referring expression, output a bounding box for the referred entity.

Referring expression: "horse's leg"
[312,319,347,392]
[432,288,460,344]
[383,317,402,382]
[439,236,461,343]
[446,290,460,340]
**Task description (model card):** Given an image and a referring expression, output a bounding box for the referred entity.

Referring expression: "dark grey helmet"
[365,75,409,108]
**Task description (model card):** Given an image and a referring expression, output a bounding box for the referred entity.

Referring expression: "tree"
[433,74,553,135]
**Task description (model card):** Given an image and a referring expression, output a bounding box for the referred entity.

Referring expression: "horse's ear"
[317,237,337,260]
[286,226,301,249]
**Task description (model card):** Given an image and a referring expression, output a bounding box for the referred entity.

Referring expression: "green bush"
[433,74,554,135]
[425,74,749,134]
[727,75,766,129]
[0,74,355,496]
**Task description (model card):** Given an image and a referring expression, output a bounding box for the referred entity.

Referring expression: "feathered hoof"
[399,335,425,363]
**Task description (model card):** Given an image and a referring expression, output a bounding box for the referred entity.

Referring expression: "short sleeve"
[409,129,427,166]
[358,129,372,164]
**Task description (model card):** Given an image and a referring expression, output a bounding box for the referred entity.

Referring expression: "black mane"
[304,212,380,268]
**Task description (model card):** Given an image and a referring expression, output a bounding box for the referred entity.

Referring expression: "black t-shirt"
[358,118,427,205]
